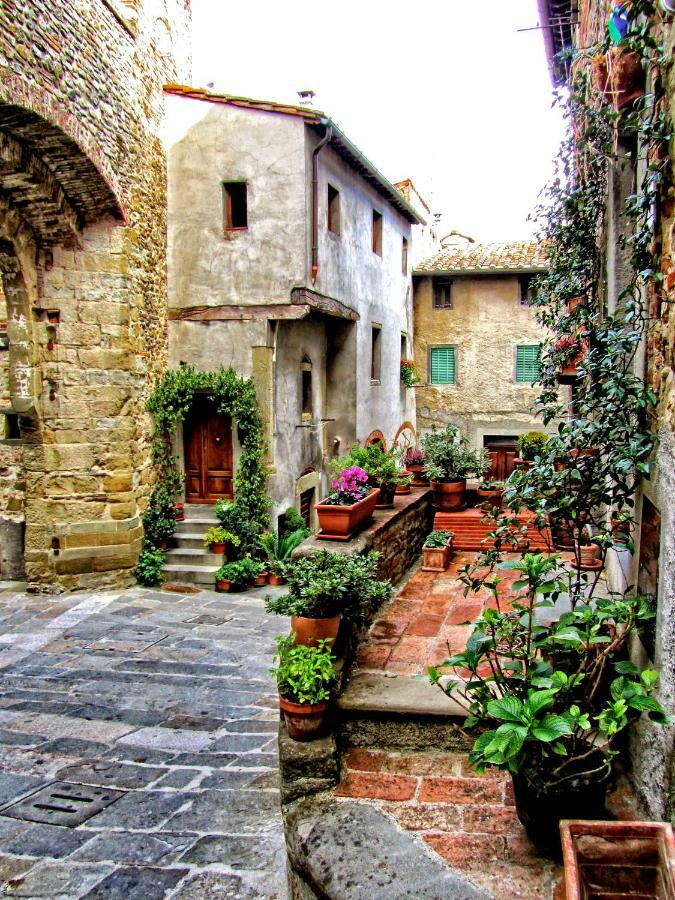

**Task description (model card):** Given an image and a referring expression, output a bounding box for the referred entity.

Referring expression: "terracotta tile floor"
[356,551,525,676]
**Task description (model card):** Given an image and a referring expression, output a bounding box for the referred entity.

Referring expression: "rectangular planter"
[421,542,451,572]
[314,488,380,541]
[561,820,675,900]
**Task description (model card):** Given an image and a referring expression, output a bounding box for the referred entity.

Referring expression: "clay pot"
[255,571,269,586]
[174,503,185,522]
[513,458,532,471]
[314,488,379,540]
[611,517,632,545]
[407,463,428,486]
[552,519,575,550]
[561,820,675,899]
[376,484,396,508]
[395,472,412,495]
[577,542,600,566]
[476,488,503,508]
[421,542,452,572]
[210,541,226,554]
[215,578,231,593]
[268,573,286,586]
[291,614,340,648]
[431,479,467,512]
[279,696,329,741]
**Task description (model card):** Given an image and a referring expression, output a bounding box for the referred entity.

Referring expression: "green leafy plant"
[142,484,176,546]
[421,424,491,482]
[280,507,311,540]
[423,530,454,548]
[478,480,505,491]
[265,550,391,625]
[271,635,336,705]
[333,444,407,490]
[203,526,240,550]
[400,358,421,388]
[135,545,166,587]
[215,498,264,559]
[215,558,259,591]
[259,528,308,575]
[516,432,550,462]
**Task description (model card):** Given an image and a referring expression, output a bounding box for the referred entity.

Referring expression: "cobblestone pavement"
[0,582,289,899]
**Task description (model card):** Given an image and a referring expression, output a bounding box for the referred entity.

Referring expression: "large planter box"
[314,488,380,541]
[560,820,675,899]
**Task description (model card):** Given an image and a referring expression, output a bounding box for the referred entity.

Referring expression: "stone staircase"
[433,507,553,551]
[162,504,224,587]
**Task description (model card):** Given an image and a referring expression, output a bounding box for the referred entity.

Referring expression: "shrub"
[215,498,263,559]
[421,424,491,482]
[142,484,176,546]
[280,507,310,539]
[259,528,307,574]
[215,557,260,591]
[271,635,336,705]
[423,530,454,548]
[516,431,550,461]
[135,546,166,587]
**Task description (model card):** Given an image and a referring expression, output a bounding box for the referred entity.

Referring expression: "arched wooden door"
[183,395,234,503]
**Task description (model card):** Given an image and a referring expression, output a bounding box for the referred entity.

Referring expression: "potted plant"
[575,525,601,569]
[421,530,454,572]
[265,550,391,646]
[515,432,550,469]
[610,509,633,547]
[271,635,336,741]
[476,480,505,508]
[430,552,672,854]
[314,466,379,540]
[203,526,240,555]
[421,424,491,512]
[215,558,258,593]
[395,471,413,495]
[259,527,308,585]
[400,358,421,388]
[142,484,177,550]
[214,564,231,593]
[553,337,587,384]
[404,447,428,486]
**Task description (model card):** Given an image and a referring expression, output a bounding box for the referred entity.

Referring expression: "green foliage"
[430,553,671,784]
[135,546,166,587]
[333,443,406,489]
[214,557,260,590]
[203,526,240,550]
[214,498,264,560]
[147,366,271,535]
[424,530,454,548]
[142,484,176,546]
[259,528,308,575]
[280,507,311,540]
[271,635,336,705]
[478,481,505,491]
[400,359,421,388]
[516,432,550,462]
[421,424,491,482]
[265,550,391,624]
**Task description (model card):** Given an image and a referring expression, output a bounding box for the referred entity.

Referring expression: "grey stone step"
[162,563,220,586]
[172,534,208,550]
[183,504,220,521]
[339,672,466,717]
[165,548,224,567]
[174,519,218,535]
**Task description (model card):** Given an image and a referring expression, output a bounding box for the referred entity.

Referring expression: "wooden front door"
[184,396,234,503]
[483,437,518,482]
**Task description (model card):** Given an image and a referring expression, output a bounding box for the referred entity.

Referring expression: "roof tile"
[415,240,548,274]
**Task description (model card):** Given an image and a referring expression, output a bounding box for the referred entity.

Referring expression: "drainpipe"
[311,123,332,284]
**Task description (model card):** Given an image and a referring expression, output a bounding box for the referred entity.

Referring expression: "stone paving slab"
[0,583,289,898]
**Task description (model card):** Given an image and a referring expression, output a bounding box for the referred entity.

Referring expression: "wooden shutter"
[430,347,456,384]
[516,344,539,382]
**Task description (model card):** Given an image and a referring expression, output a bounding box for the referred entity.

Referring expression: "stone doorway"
[483,435,518,481]
[183,395,234,504]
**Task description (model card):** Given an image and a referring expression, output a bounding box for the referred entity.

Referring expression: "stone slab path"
[0,582,289,899]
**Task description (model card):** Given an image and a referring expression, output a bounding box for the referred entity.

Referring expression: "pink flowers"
[327,466,369,505]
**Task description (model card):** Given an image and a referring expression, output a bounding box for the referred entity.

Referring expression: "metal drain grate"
[184,614,227,626]
[2,781,125,827]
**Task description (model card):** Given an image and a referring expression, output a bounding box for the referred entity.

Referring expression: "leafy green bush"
[142,484,176,546]
[265,550,391,625]
[215,557,260,591]
[332,443,406,489]
[135,546,166,587]
[280,507,310,540]
[203,526,240,550]
[421,424,491,482]
[423,530,454,548]
[259,528,307,575]
[271,635,336,704]
[516,431,550,461]
[215,498,263,559]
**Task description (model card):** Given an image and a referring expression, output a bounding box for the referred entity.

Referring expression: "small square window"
[223,182,248,231]
[519,276,536,306]
[372,210,382,256]
[371,325,382,381]
[433,279,452,309]
[516,344,540,383]
[327,185,340,235]
[430,346,456,384]
[402,237,408,275]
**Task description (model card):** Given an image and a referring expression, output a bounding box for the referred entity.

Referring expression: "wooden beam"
[169,304,311,322]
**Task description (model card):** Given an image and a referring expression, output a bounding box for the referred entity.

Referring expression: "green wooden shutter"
[430,347,456,384]
[516,344,540,383]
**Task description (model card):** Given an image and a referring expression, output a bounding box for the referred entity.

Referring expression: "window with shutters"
[429,346,456,385]
[515,344,540,383]
[433,279,452,309]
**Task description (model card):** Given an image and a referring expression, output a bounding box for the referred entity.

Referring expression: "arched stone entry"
[364,430,387,450]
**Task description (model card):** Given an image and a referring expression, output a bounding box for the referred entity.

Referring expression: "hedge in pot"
[430,552,671,854]
[515,432,549,467]
[314,466,379,539]
[271,635,336,741]
[142,484,176,549]
[421,530,454,572]
[421,424,491,512]
[265,550,391,646]
[135,545,166,587]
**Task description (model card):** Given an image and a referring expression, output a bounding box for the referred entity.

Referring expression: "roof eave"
[413,266,548,276]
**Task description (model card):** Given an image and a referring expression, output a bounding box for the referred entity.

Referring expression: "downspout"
[311,123,332,283]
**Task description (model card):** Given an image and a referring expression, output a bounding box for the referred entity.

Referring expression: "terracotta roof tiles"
[415,240,548,274]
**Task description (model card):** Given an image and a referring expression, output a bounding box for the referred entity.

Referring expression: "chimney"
[297,89,316,107]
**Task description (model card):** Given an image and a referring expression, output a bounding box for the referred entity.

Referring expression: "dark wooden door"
[484,438,517,482]
[184,396,233,503]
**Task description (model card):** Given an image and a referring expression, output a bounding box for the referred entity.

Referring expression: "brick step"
[434,509,552,552]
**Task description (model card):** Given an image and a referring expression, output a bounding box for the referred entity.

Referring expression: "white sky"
[190,0,565,241]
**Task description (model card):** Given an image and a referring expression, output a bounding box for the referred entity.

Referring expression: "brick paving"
[0,582,289,899]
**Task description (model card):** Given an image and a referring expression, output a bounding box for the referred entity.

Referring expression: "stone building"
[0,0,191,589]
[162,86,423,526]
[412,239,549,478]
[540,0,675,820]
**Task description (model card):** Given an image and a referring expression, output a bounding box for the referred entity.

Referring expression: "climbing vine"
[147,366,271,532]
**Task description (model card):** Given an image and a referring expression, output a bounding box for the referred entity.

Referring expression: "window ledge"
[370,379,381,386]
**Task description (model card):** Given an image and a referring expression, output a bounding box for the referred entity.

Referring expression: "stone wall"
[0,0,191,588]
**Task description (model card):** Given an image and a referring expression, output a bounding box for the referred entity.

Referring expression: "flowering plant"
[325,466,370,505]
[552,336,581,360]
[404,447,425,466]
[400,359,421,388]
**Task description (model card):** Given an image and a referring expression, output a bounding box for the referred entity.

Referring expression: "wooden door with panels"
[483,436,518,482]
[183,395,234,503]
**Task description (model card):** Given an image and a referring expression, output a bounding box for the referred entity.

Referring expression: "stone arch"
[393,421,416,452]
[364,430,387,450]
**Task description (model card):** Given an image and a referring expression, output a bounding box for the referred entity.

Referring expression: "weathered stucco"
[413,274,546,446]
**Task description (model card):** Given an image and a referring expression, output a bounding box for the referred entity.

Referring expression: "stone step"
[172,533,208,550]
[183,503,220,521]
[162,563,220,586]
[164,548,224,567]
[337,671,471,752]
[174,518,218,535]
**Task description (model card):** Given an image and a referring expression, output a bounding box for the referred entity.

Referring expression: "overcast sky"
[190,0,565,241]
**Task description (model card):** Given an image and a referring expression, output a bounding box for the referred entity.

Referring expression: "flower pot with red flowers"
[421,531,454,572]
[422,424,491,513]
[404,447,428,486]
[554,337,587,384]
[314,466,379,539]
[271,636,336,742]
[476,480,505,509]
[593,47,645,111]
[203,526,239,557]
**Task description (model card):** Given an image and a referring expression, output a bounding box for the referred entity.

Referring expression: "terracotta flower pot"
[174,503,185,522]
[611,517,632,545]
[376,484,396,508]
[421,542,451,572]
[431,479,467,512]
[268,573,286,586]
[210,541,226,554]
[513,457,532,471]
[279,696,329,741]
[395,472,412,495]
[476,488,503,508]
[291,614,341,648]
[577,543,600,566]
[215,578,231,592]
[561,820,675,900]
[314,488,379,540]
[255,572,269,586]
[407,463,428,486]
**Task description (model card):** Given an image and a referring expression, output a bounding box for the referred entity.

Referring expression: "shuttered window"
[430,347,456,384]
[516,344,540,383]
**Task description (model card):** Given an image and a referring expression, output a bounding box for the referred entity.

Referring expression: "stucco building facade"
[413,240,549,477]
[0,0,191,589]
[163,86,422,525]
